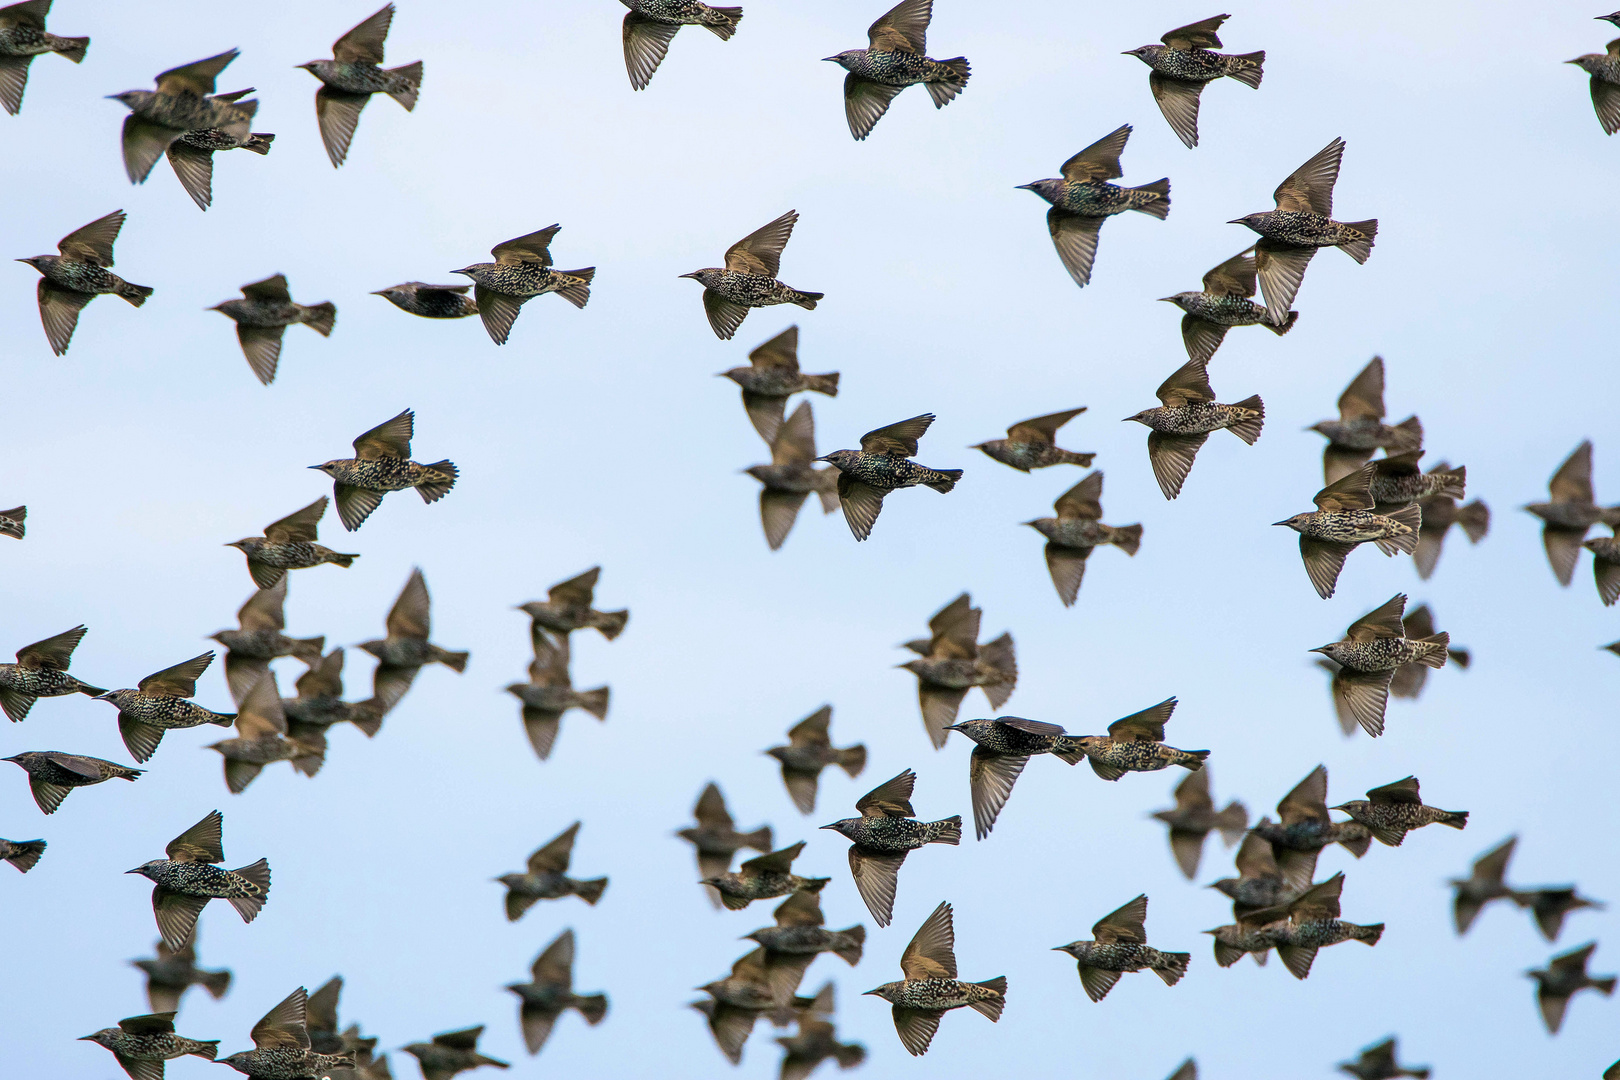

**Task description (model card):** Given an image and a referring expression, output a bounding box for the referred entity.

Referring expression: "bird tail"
[837,744,867,777]
[833,925,866,966]
[290,736,326,778]
[573,876,609,906]
[188,1041,221,1061]
[201,969,233,998]
[119,282,155,307]
[1354,922,1384,946]
[1448,646,1471,669]
[1110,523,1144,556]
[835,1043,867,1068]
[574,993,609,1025]
[557,267,595,309]
[928,815,963,846]
[303,302,337,337]
[113,761,145,780]
[1416,633,1451,669]
[577,686,610,721]
[1128,178,1170,219]
[291,636,326,663]
[803,371,840,397]
[1227,50,1265,88]
[1055,448,1097,466]
[349,697,388,738]
[1438,809,1469,830]
[1392,415,1423,448]
[430,646,469,673]
[742,826,773,851]
[386,61,423,110]
[53,36,90,63]
[1338,219,1378,264]
[702,7,743,39]
[1153,951,1191,986]
[589,608,629,640]
[790,290,824,310]
[925,468,964,493]
[925,58,971,107]
[243,133,275,154]
[1376,503,1422,556]
[3,839,45,872]
[1051,738,1088,765]
[327,551,359,568]
[1457,500,1491,542]
[1263,309,1299,335]
[968,978,1007,1020]
[1215,801,1248,845]
[1339,832,1373,858]
[1431,464,1466,500]
[416,461,458,503]
[1180,749,1210,771]
[211,712,237,728]
[1595,977,1618,996]
[1227,395,1265,445]
[227,859,271,922]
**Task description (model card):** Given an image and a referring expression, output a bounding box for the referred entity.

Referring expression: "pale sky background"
[3,2,1618,1077]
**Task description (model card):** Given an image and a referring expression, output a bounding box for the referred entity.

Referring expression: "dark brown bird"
[126,810,269,952]
[1388,604,1468,700]
[505,929,608,1056]
[504,632,608,761]
[372,281,478,320]
[1070,697,1209,781]
[700,840,829,911]
[679,783,773,909]
[1311,358,1423,485]
[1525,440,1620,586]
[1450,835,1520,936]
[16,209,152,355]
[972,408,1094,472]
[1126,357,1263,500]
[681,210,823,341]
[310,409,457,531]
[1151,768,1246,879]
[1368,450,1464,509]
[107,51,248,185]
[1412,468,1489,580]
[1529,943,1616,1034]
[517,567,628,646]
[0,624,106,722]
[746,401,842,550]
[1160,249,1296,365]
[819,413,962,541]
[218,986,356,1079]
[4,749,141,813]
[863,901,1005,1056]
[0,504,21,539]
[93,653,236,763]
[163,88,274,211]
[744,888,865,977]
[1274,464,1421,599]
[1052,894,1191,1003]
[1209,831,1293,922]
[1310,593,1449,738]
[1249,766,1372,892]
[1338,1037,1430,1080]
[767,705,866,814]
[1516,886,1605,943]
[131,938,232,1015]
[722,325,839,444]
[774,982,866,1080]
[819,768,961,926]
[451,225,594,346]
[210,274,335,385]
[0,0,88,115]
[401,1027,507,1080]
[1123,15,1264,148]
[282,648,391,741]
[298,4,422,168]
[1024,471,1142,606]
[0,835,44,872]
[497,822,608,920]
[1333,776,1468,847]
[620,0,743,92]
[226,497,358,592]
[211,577,325,704]
[305,975,373,1056]
[1244,871,1383,980]
[360,568,469,708]
[898,592,1016,748]
[1585,530,1620,605]
[824,0,970,141]
[78,1011,220,1080]
[944,716,1085,840]
[696,946,812,1025]
[1568,35,1620,134]
[206,673,325,795]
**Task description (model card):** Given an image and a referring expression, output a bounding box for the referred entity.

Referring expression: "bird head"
[1158,291,1197,310]
[815,449,856,469]
[1122,410,1154,426]
[743,465,773,483]
[106,90,153,112]
[1207,878,1240,899]
[92,689,131,706]
[697,876,726,891]
[679,269,720,286]
[1567,55,1602,70]
[0,754,21,765]
[1121,45,1160,62]
[941,719,987,743]
[764,746,789,763]
[1331,800,1369,816]
[493,872,526,890]
[1016,179,1064,204]
[371,287,405,302]
[1022,517,1057,538]
[818,818,859,837]
[821,51,862,70]
[125,860,163,879]
[224,538,255,552]
[1309,643,1348,663]
[1051,942,1084,958]
[448,266,482,279]
[862,982,903,1003]
[14,255,44,269]
[1272,513,1312,532]
[718,366,750,385]
[307,460,345,477]
[896,659,927,676]
[79,1029,120,1047]
[295,61,330,75]
[355,640,386,661]
[1228,213,1268,232]
[970,439,1004,456]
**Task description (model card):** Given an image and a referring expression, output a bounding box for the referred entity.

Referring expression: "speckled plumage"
[402,1027,508,1080]
[684,211,822,339]
[221,1048,355,1079]
[1276,464,1420,599]
[824,0,968,139]
[1569,40,1620,134]
[211,274,335,385]
[620,0,742,91]
[18,210,154,354]
[80,1015,220,1076]
[0,625,105,721]
[702,840,828,910]
[865,901,1004,1056]
[519,567,628,642]
[0,0,88,115]
[128,811,270,952]
[95,652,237,764]
[312,410,457,531]
[1333,776,1467,847]
[0,505,22,538]
[298,5,422,168]
[228,498,358,591]
[1123,15,1263,146]
[498,822,608,920]
[1369,455,1465,506]
[505,930,608,1056]
[4,750,142,813]
[372,281,478,319]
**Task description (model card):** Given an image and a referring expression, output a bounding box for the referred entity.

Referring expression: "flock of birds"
[3,1,1619,1078]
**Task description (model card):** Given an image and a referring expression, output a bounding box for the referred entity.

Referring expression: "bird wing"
[264,497,328,544]
[531,929,576,988]
[153,890,210,955]
[385,568,432,640]
[759,489,805,551]
[314,87,370,169]
[1043,542,1091,606]
[772,887,826,928]
[1337,356,1388,423]
[305,976,343,1034]
[1366,776,1422,804]
[333,484,384,533]
[1331,668,1393,738]
[1046,208,1104,288]
[547,566,600,606]
[35,278,91,357]
[166,141,217,211]
[118,1012,178,1036]
[334,3,394,64]
[622,10,680,91]
[1591,75,1620,136]
[693,783,734,830]
[58,210,127,266]
[787,705,833,748]
[900,901,957,980]
[1298,538,1354,600]
[695,287,747,341]
[1155,356,1216,407]
[1373,449,1424,480]
[1148,72,1204,149]
[1343,593,1407,642]
[1549,440,1595,504]
[236,324,287,386]
[1288,872,1344,922]
[1313,464,1377,511]
[1147,431,1209,500]
[1060,124,1131,182]
[527,822,580,875]
[249,986,311,1049]
[834,475,884,541]
[1092,893,1149,944]
[781,767,821,815]
[236,576,289,632]
[1234,832,1280,880]
[0,1,51,29]
[1277,765,1330,825]
[1107,697,1176,742]
[771,401,817,465]
[917,685,968,749]
[1173,767,1214,812]
[166,810,226,863]
[857,414,935,459]
[1006,407,1085,444]
[1053,470,1105,519]
[154,50,238,96]
[1273,136,1344,215]
[741,841,804,875]
[856,768,917,818]
[234,673,288,739]
[352,408,414,459]
[848,846,905,928]
[749,324,800,371]
[1202,250,1257,298]
[724,210,798,277]
[17,625,86,670]
[1252,243,1315,320]
[240,274,291,303]
[867,0,931,53]
[492,225,560,266]
[843,74,903,141]
[139,652,214,697]
[1162,14,1227,48]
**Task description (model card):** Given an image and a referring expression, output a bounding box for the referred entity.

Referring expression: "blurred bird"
[1123,15,1264,148]
[944,716,1085,840]
[774,983,866,1080]
[820,413,961,541]
[505,929,608,1055]
[1019,124,1169,287]
[132,938,232,1015]
[824,0,969,141]
[372,281,478,319]
[1126,358,1262,499]
[0,835,43,872]
[820,768,961,926]
[306,976,374,1056]
[1311,358,1423,484]
[3,749,141,814]
[620,0,742,91]
[504,632,608,761]
[682,210,822,340]
[1529,943,1616,1034]
[1250,766,1372,892]
[679,783,773,908]
[688,995,763,1066]
[898,592,1016,747]
[451,225,594,345]
[1568,36,1620,134]
[1275,464,1420,599]
[1526,440,1620,586]
[1053,895,1190,1003]
[79,1012,219,1080]
[211,578,325,704]
[701,840,828,911]
[1368,451,1464,509]
[1245,872,1382,980]
[402,1027,509,1079]
[359,567,468,707]
[1338,1037,1430,1080]
[1164,1062,1198,1080]
[745,888,866,973]
[206,674,325,794]
[1450,836,1521,936]
[283,649,390,741]
[722,326,839,444]
[698,947,813,1019]
[164,90,274,211]
[1203,916,1278,969]
[497,822,608,920]
[1387,604,1468,700]
[220,987,355,1078]
[1071,698,1208,781]
[0,0,87,115]
[1515,886,1605,943]
[1310,593,1448,737]
[94,652,235,763]
[1024,471,1142,606]
[1333,776,1468,847]
[298,4,422,168]
[107,51,248,183]
[0,624,105,722]
[227,497,358,592]
[1160,249,1296,364]
[210,274,335,385]
[1151,769,1246,879]
[310,409,457,531]
[767,705,866,814]
[1413,473,1489,580]
[0,504,21,538]
[16,209,152,355]
[126,810,269,952]
[746,401,842,550]
[1209,832,1292,920]
[972,408,1094,472]
[864,901,1004,1057]
[1230,137,1377,319]
[518,566,628,646]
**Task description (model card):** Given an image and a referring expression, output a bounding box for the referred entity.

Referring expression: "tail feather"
[290,737,326,778]
[54,36,90,63]
[1457,500,1490,542]
[386,61,422,110]
[833,926,865,966]
[431,647,470,673]
[1111,523,1144,556]
[243,133,275,154]
[1356,922,1385,946]
[701,7,743,39]
[292,636,326,663]
[742,826,773,851]
[837,744,866,777]
[120,282,155,306]
[303,301,337,337]
[968,978,1006,1020]
[327,552,358,568]
[1215,802,1248,844]
[1594,977,1618,996]
[227,859,270,922]
[1338,219,1378,263]
[574,876,609,906]
[1376,503,1422,555]
[1439,810,1469,830]
[4,839,46,872]
[1434,465,1466,500]
[929,815,963,846]
[201,969,232,998]
[1153,951,1191,986]
[791,291,823,310]
[1417,633,1450,669]
[978,633,1017,691]
[575,993,609,1024]
[577,686,610,720]
[1392,415,1424,448]
[590,608,629,640]
[834,1043,867,1068]
[1339,832,1373,858]
[1227,50,1264,88]
[924,58,970,107]
[1181,749,1210,771]
[803,372,840,397]
[349,699,387,738]
[1129,178,1171,219]
[187,1041,220,1061]
[1227,395,1264,445]
[925,468,964,493]
[1263,309,1299,335]
[1057,448,1096,466]
[415,461,457,503]
[556,267,595,309]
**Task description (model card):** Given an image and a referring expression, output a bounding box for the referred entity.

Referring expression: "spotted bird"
[682,210,823,340]
[451,224,594,346]
[310,409,457,531]
[1123,14,1264,148]
[16,209,152,355]
[1126,357,1262,499]
[1160,249,1295,364]
[298,4,422,168]
[824,0,969,141]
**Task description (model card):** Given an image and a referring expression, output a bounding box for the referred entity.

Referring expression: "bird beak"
[1156,296,1176,303]
[967,442,985,449]
[92,691,115,700]
[678,271,701,280]
[1015,183,1037,191]
[1307,646,1329,654]
[860,989,879,997]
[1226,218,1248,225]
[818,823,837,830]
[1567,58,1584,63]
[125,867,143,874]
[821,56,840,62]
[1271,520,1292,527]
[307,465,324,470]
[370,289,389,295]
[1330,802,1351,811]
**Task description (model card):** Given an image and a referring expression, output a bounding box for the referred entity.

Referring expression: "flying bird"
[206,674,325,794]
[1333,776,1468,847]
[3,750,141,814]
[497,822,608,920]
[1388,604,1468,700]
[1525,440,1620,586]
[218,987,356,1079]
[1515,886,1605,943]
[682,210,823,340]
[211,578,325,704]
[1568,35,1620,134]
[226,497,358,592]
[1070,697,1208,781]
[1585,530,1620,604]
[131,938,232,1015]
[1024,471,1142,606]
[298,4,422,168]
[744,888,866,974]
[209,274,335,385]
[1310,593,1449,737]
[620,0,742,91]
[944,716,1085,840]
[372,281,478,319]
[745,401,842,550]
[310,409,457,531]
[79,1012,219,1080]
[820,768,961,926]
[402,1027,508,1080]
[1275,464,1420,599]
[305,975,376,1056]
[1151,769,1246,879]
[1337,1037,1430,1080]
[767,705,866,814]
[722,326,839,445]
[358,567,468,708]
[518,566,629,645]
[972,408,1094,472]
[1160,249,1296,364]
[163,89,274,211]
[282,649,390,741]
[16,209,152,355]
[773,983,866,1080]
[819,413,962,542]
[504,632,608,761]
[1053,894,1190,1003]
[106,51,248,184]
[1368,451,1464,509]
[1528,943,1615,1034]
[93,652,236,763]
[1311,358,1423,484]
[505,929,608,1056]
[678,783,773,908]
[1250,766,1372,892]
[1126,357,1263,499]
[1209,832,1292,920]
[898,592,1016,747]
[0,504,22,538]
[1450,836,1520,936]
[451,225,595,345]
[0,836,44,872]
[1244,872,1382,980]
[824,0,970,141]
[864,901,1005,1057]
[697,946,813,1022]
[0,0,87,115]
[1123,14,1264,148]
[700,840,829,910]
[126,810,269,952]
[0,624,105,722]
[1413,470,1489,579]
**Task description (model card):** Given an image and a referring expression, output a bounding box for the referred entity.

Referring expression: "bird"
[227,497,358,593]
[721,325,839,444]
[107,50,248,184]
[819,768,961,926]
[282,649,390,741]
[1024,471,1142,606]
[1230,137,1377,319]
[0,1,86,115]
[0,835,44,872]
[210,274,335,385]
[0,624,105,722]
[682,210,823,340]
[697,947,814,1021]
[823,0,969,141]
[131,938,232,1015]
[1568,36,1620,134]
[211,578,325,704]
[16,209,152,355]
[93,652,236,763]
[0,504,22,538]
[1311,358,1424,484]
[688,994,766,1066]
[744,888,866,976]
[126,810,269,952]
[298,4,422,168]
[505,929,608,1056]
[943,716,1085,840]
[1250,766,1372,892]
[518,566,629,646]
[1244,871,1382,980]
[504,631,608,761]
[79,1012,219,1080]
[372,281,478,320]
[1122,15,1264,148]
[1053,894,1191,1003]
[497,822,608,920]
[746,401,842,550]
[678,783,773,908]
[219,987,356,1078]
[897,592,1016,747]
[1412,470,1489,579]
[1368,450,1464,509]
[1151,769,1247,879]
[971,408,1094,472]
[310,409,458,531]
[864,901,1005,1057]
[1310,593,1449,737]
[1203,914,1280,970]
[163,89,274,211]
[1586,530,1620,604]
[766,705,866,814]
[304,976,374,1056]
[1275,464,1421,599]
[1333,776,1468,847]
[1450,836,1521,935]
[1515,886,1605,943]
[1126,357,1263,499]
[1387,604,1468,700]
[700,840,828,910]
[619,0,742,91]
[1163,1063,1199,1080]
[1209,832,1293,920]
[402,1028,508,1080]
[774,983,866,1080]
[1070,697,1208,781]
[451,225,594,346]
[1528,943,1616,1034]
[1526,440,1620,586]
[819,413,962,541]
[1338,1037,1430,1080]
[3,749,141,814]
[358,567,468,708]
[1019,124,1169,288]
[206,673,325,794]
[1160,249,1296,364]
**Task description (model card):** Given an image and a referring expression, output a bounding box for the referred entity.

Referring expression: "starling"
[1333,776,1468,848]
[80,1012,219,1080]
[944,716,1085,840]
[451,225,594,346]
[1250,766,1372,892]
[745,888,866,974]
[972,408,1094,472]
[16,209,152,355]
[620,0,742,91]
[1412,470,1488,580]
[864,901,1005,1057]
[1209,831,1292,919]
[1526,440,1620,586]
[701,840,829,911]
[127,810,270,952]
[678,782,773,908]
[207,673,326,794]
[107,51,248,184]
[3,749,141,814]
[1275,464,1421,599]
[699,947,812,1017]
[1338,1037,1430,1080]
[210,274,336,385]
[774,983,866,1080]
[306,976,372,1056]
[310,409,457,531]
[505,929,608,1055]
[820,768,961,926]
[681,210,823,341]
[164,89,274,211]
[372,281,478,320]
[1245,872,1382,980]
[283,649,390,741]
[897,592,1016,747]
[211,577,326,704]
[358,568,467,707]
[518,566,628,645]
[1310,593,1449,737]
[0,503,22,538]
[1586,530,1620,605]
[1151,768,1246,879]
[1230,137,1377,319]
[1529,943,1616,1034]
[690,964,822,1064]
[219,987,356,1079]
[823,0,969,141]
[0,835,44,872]
[1368,451,1464,509]
[94,652,236,763]
[1160,249,1296,364]
[1019,124,1169,288]
[722,326,839,444]
[819,413,961,542]
[1024,471,1142,606]
[689,995,764,1066]
[1449,835,1519,935]
[1123,15,1264,148]
[1053,894,1191,1003]
[746,401,842,550]
[1127,358,1263,499]
[504,632,608,761]
[0,0,85,115]
[1387,604,1468,700]
[1202,916,1279,969]
[227,497,358,593]
[403,1028,509,1080]
[1515,886,1605,943]
[132,938,232,1015]
[497,821,608,920]
[1568,36,1620,134]
[767,704,866,814]
[298,4,422,168]
[0,624,106,721]
[1165,1062,1198,1080]
[1311,358,1424,484]
[1071,698,1208,781]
